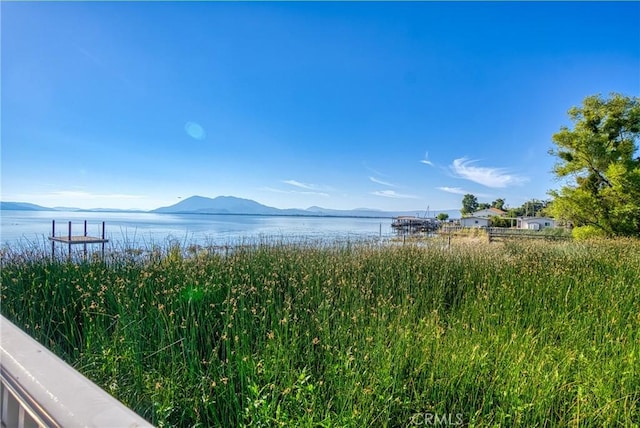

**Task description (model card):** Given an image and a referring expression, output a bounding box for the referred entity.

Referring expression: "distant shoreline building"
[459,216,490,228]
[517,217,556,230]
[457,208,556,230]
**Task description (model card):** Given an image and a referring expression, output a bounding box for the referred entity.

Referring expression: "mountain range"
[1,196,461,219]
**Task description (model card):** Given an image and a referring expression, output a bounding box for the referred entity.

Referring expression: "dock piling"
[51,220,56,260]
[68,221,72,259]
[83,221,88,259]
[102,222,106,258]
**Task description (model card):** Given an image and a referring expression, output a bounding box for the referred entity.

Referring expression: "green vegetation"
[548,93,640,236]
[572,225,608,241]
[461,194,479,215]
[507,199,550,218]
[460,195,510,215]
[491,198,505,211]
[1,239,639,427]
[460,195,550,219]
[489,215,512,228]
[460,94,640,236]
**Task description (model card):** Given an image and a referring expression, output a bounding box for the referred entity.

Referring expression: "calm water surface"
[1,210,395,249]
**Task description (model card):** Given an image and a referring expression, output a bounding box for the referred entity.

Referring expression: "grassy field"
[1,238,639,427]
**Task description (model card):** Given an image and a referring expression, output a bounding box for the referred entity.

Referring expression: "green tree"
[507,208,520,218]
[490,215,512,228]
[548,93,640,236]
[491,198,506,210]
[477,202,491,210]
[521,199,548,217]
[461,194,478,216]
[436,213,449,221]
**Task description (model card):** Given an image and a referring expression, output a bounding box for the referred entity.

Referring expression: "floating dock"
[391,216,439,233]
[48,220,108,259]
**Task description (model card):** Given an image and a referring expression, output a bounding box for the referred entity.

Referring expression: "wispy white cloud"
[368,176,396,187]
[283,180,315,190]
[282,180,334,192]
[437,187,491,198]
[371,190,419,199]
[420,152,434,166]
[450,158,528,188]
[362,162,389,177]
[436,186,470,195]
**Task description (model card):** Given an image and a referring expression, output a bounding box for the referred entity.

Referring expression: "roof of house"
[471,207,506,216]
[518,216,555,221]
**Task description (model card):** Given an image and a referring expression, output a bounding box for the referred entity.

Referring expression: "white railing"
[1,315,154,428]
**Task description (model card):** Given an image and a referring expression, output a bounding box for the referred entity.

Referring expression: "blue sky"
[2,2,639,211]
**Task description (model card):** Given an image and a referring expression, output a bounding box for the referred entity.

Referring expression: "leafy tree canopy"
[521,199,549,217]
[461,194,548,218]
[491,198,505,210]
[461,194,479,216]
[548,93,640,236]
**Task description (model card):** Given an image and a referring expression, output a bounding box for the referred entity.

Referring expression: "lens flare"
[184,121,206,140]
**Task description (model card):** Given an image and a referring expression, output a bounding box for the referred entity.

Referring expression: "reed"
[1,238,638,427]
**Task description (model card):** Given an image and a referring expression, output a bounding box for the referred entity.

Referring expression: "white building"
[460,216,490,228]
[472,208,507,218]
[517,217,556,230]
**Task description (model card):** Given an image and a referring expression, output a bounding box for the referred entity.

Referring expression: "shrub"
[572,225,607,240]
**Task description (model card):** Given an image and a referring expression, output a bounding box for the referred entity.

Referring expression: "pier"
[391,216,439,234]
[48,220,109,260]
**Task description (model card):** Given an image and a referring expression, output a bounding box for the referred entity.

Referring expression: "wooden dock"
[49,235,109,244]
[391,216,439,233]
[48,220,109,259]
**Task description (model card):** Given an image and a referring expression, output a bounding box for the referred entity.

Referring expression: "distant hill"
[0,201,53,211]
[153,196,392,217]
[152,195,300,215]
[153,195,461,218]
[1,196,461,218]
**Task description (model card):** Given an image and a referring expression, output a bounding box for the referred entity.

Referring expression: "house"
[460,216,490,228]
[517,217,556,230]
[472,208,507,218]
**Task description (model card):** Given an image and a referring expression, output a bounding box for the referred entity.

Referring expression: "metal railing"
[1,315,153,428]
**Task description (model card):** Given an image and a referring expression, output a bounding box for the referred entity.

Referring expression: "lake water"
[1,210,397,249]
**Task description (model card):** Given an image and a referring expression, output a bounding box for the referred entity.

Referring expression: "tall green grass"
[1,239,638,427]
